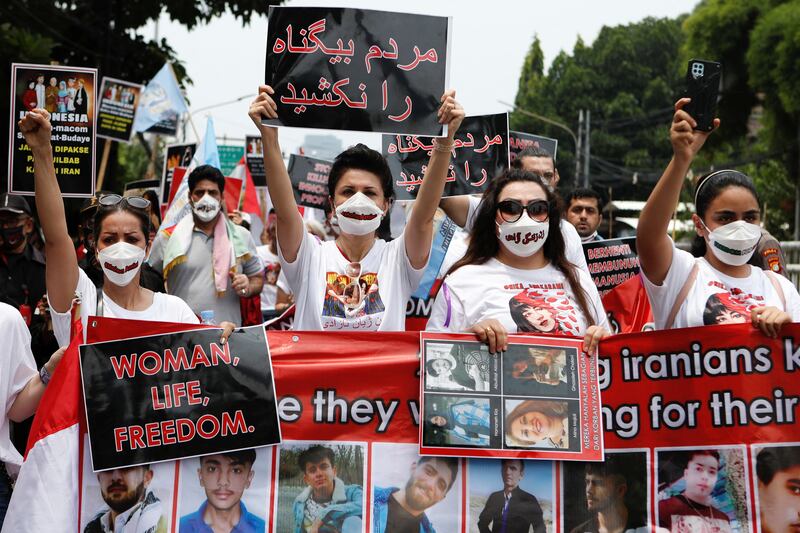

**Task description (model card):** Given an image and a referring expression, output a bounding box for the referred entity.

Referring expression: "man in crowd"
[148,165,263,326]
[291,445,362,533]
[0,192,59,452]
[373,456,459,533]
[84,465,167,533]
[477,459,546,533]
[564,188,604,243]
[179,450,266,533]
[756,445,800,533]
[658,450,731,532]
[570,456,645,533]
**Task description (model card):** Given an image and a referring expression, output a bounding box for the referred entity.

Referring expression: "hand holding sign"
[437,89,464,139]
[18,109,53,151]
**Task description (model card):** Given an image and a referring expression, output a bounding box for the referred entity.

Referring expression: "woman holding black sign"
[636,99,800,333]
[427,169,610,354]
[248,85,464,331]
[17,109,234,346]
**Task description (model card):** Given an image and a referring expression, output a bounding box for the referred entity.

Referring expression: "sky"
[140,0,700,154]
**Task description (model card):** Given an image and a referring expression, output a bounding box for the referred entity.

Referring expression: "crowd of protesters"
[1,84,798,529]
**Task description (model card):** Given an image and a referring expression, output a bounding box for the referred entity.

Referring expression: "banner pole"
[96,139,112,190]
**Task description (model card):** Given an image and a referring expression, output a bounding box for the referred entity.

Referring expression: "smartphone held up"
[684,59,722,132]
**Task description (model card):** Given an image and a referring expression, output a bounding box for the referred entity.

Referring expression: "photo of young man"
[82,464,169,533]
[657,448,748,533]
[372,443,462,533]
[562,452,648,533]
[755,444,800,533]
[179,450,266,533]
[275,442,365,533]
[476,459,546,533]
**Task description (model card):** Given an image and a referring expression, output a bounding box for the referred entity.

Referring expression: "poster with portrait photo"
[9,62,97,197]
[161,142,196,204]
[371,442,462,533]
[467,458,555,533]
[420,332,602,461]
[655,446,750,533]
[245,134,266,187]
[502,344,578,399]
[423,394,501,449]
[423,340,498,394]
[503,398,581,452]
[561,450,650,533]
[96,76,144,143]
[752,443,800,533]
[80,435,176,532]
[273,441,366,533]
[174,447,272,533]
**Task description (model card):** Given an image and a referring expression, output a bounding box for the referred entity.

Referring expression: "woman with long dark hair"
[248,85,464,331]
[427,169,609,353]
[18,109,234,346]
[637,99,800,334]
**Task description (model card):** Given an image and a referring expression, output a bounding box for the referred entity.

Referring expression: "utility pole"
[575,110,584,186]
[583,110,591,187]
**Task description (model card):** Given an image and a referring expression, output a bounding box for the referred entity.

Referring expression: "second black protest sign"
[287,154,332,209]
[384,113,509,200]
[509,130,558,163]
[80,325,280,471]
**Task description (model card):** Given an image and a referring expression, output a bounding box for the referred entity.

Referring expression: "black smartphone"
[684,59,722,131]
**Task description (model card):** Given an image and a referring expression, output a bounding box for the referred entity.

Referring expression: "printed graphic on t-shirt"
[702,282,765,326]
[264,262,281,286]
[508,284,581,336]
[669,514,731,533]
[323,270,385,320]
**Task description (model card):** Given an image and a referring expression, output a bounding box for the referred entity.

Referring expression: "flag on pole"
[132,62,188,136]
[229,155,261,215]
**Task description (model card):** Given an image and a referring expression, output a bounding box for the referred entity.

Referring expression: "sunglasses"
[497,199,550,223]
[99,194,151,211]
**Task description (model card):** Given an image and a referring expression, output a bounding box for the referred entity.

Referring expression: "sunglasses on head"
[98,194,151,211]
[497,199,550,223]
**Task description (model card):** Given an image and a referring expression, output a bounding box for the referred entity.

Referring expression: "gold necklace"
[683,495,722,532]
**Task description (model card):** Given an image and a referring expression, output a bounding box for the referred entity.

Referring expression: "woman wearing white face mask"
[247,85,464,331]
[637,98,800,336]
[18,109,234,346]
[427,169,610,354]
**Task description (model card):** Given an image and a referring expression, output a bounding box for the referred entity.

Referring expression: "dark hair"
[702,293,747,325]
[756,445,800,485]
[93,199,151,245]
[188,165,226,194]
[690,170,760,257]
[424,358,451,378]
[328,144,394,240]
[585,455,626,480]
[448,169,595,328]
[565,187,604,212]
[502,458,525,473]
[298,445,336,472]
[512,146,555,169]
[141,190,162,227]
[418,456,459,490]
[686,450,720,468]
[200,449,256,467]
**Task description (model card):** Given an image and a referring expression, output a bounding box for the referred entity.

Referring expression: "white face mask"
[497,213,549,257]
[97,241,146,287]
[193,193,220,223]
[335,192,385,236]
[702,219,761,266]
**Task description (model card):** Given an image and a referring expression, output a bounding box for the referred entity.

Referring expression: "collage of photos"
[421,337,584,457]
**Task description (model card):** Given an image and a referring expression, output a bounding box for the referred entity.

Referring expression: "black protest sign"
[509,130,558,164]
[287,154,332,210]
[582,237,640,297]
[80,325,280,471]
[245,135,266,187]
[160,142,196,204]
[8,63,97,197]
[265,7,450,135]
[96,77,143,143]
[384,113,509,200]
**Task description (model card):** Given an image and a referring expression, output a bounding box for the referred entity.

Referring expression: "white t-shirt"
[427,258,608,336]
[256,245,290,311]
[1,303,37,469]
[465,195,589,273]
[50,268,200,346]
[642,240,800,330]
[279,231,425,331]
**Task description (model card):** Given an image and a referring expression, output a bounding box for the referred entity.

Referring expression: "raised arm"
[247,86,305,263]
[405,90,465,269]
[637,98,718,285]
[439,196,470,227]
[18,109,78,313]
